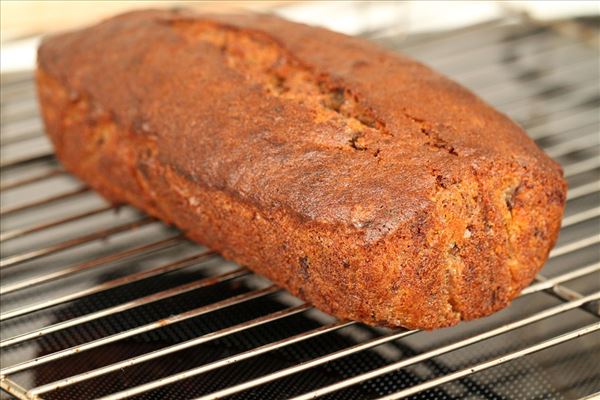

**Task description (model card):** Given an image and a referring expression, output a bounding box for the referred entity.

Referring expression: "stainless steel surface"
[1,15,599,400]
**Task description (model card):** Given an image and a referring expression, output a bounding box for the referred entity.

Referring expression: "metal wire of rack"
[1,15,599,400]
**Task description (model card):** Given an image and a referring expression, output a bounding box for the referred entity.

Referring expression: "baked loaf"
[36,10,566,329]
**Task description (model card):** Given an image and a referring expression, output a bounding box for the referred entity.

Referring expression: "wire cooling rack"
[1,16,599,400]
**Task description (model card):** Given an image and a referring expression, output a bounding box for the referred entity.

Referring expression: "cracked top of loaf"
[38,9,563,244]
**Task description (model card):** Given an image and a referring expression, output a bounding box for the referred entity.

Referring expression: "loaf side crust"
[36,10,566,329]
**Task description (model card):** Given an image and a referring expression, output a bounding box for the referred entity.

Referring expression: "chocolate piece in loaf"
[36,10,566,329]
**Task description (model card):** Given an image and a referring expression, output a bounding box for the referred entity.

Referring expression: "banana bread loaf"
[36,9,566,329]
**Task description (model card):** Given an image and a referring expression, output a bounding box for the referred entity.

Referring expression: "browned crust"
[36,10,566,329]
